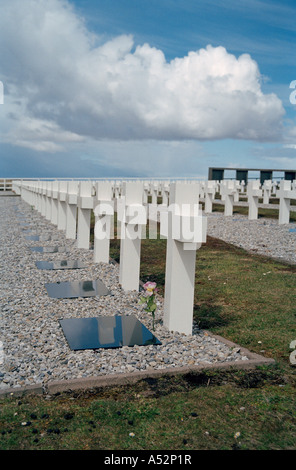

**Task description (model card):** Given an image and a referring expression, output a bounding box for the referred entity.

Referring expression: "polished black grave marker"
[45,279,110,299]
[36,260,86,270]
[59,315,161,350]
[30,246,68,253]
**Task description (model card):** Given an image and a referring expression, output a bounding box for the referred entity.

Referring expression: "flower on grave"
[139,281,158,331]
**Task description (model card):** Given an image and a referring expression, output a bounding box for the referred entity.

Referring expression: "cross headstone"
[151,181,159,205]
[204,180,216,213]
[77,181,93,249]
[233,180,241,202]
[45,182,52,221]
[276,180,296,224]
[247,180,262,220]
[41,181,47,217]
[161,182,207,335]
[57,181,67,231]
[35,181,42,213]
[262,180,272,204]
[118,181,146,291]
[65,181,79,239]
[220,181,236,216]
[143,181,150,204]
[93,181,114,263]
[160,181,170,206]
[50,180,59,226]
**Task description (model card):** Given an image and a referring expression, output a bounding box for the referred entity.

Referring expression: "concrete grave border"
[0,330,275,398]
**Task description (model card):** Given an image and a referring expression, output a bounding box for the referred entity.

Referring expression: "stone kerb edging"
[0,332,275,398]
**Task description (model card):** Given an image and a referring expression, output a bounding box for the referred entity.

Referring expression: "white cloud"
[0,0,285,152]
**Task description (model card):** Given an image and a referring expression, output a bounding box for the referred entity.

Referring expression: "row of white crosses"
[16,179,207,336]
[16,176,296,228]
[201,178,296,224]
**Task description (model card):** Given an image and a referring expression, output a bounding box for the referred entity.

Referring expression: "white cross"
[161,182,207,335]
[247,180,262,220]
[276,180,296,224]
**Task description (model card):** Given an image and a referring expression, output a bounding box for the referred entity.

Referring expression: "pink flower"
[143,281,157,297]
[143,281,157,291]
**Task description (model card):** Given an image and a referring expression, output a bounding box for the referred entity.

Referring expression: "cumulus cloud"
[0,0,285,152]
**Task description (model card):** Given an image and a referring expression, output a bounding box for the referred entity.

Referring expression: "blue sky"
[0,0,296,178]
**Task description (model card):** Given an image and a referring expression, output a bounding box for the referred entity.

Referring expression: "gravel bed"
[207,212,296,264]
[0,197,251,391]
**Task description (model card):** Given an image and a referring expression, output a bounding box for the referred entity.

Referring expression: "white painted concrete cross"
[276,180,296,224]
[35,181,42,214]
[220,181,237,216]
[118,181,146,291]
[41,181,47,217]
[151,181,159,205]
[143,181,150,204]
[93,181,114,264]
[77,181,93,249]
[272,181,278,194]
[65,181,79,240]
[161,182,207,335]
[247,180,262,220]
[57,181,68,231]
[233,181,241,202]
[50,180,59,226]
[262,180,272,204]
[45,182,52,221]
[204,180,216,213]
[160,181,170,206]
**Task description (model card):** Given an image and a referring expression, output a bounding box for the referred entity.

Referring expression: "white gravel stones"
[207,212,296,264]
[0,197,252,391]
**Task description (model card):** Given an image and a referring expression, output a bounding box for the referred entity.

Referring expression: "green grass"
[1,208,296,450]
[210,202,296,222]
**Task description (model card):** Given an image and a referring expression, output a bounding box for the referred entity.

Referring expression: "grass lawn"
[0,204,296,450]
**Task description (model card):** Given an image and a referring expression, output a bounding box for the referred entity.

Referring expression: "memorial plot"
[36,260,87,270]
[45,279,110,299]
[59,314,161,350]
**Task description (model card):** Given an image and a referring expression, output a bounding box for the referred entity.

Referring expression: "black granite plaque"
[30,246,68,253]
[45,279,110,298]
[39,235,53,241]
[59,315,161,350]
[36,260,86,270]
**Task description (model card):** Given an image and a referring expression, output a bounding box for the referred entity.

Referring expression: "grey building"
[208,167,296,184]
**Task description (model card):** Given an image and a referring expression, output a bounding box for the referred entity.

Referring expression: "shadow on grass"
[194,304,228,329]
